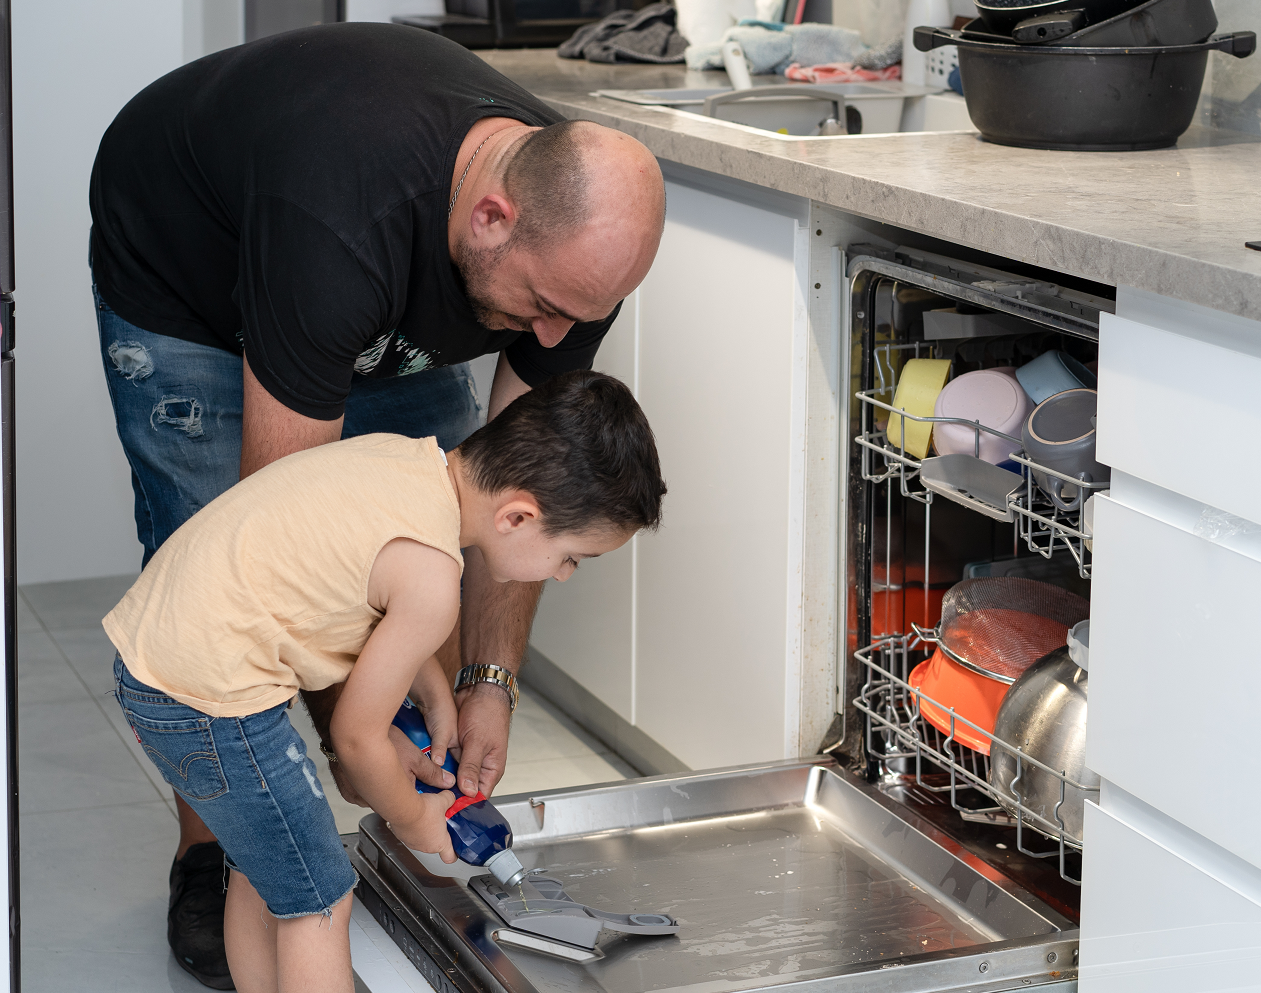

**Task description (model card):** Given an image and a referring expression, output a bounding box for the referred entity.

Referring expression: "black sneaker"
[168,842,235,990]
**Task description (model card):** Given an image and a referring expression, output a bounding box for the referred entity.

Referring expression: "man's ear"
[468,192,517,246]
[493,490,542,535]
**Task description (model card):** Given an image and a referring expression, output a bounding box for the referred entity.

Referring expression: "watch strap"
[455,663,519,712]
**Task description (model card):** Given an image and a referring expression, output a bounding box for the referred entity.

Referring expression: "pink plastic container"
[932,367,1032,465]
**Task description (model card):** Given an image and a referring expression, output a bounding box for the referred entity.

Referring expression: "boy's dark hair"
[457,370,666,536]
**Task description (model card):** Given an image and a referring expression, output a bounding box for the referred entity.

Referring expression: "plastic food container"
[888,357,953,459]
[931,367,1031,464]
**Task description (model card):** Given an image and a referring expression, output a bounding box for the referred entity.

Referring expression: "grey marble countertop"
[478,49,1261,322]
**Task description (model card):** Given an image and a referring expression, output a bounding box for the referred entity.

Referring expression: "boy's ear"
[493,490,543,535]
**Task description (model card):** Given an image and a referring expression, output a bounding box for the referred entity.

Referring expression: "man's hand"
[455,682,512,797]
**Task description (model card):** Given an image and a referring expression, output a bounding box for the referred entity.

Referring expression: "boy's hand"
[392,791,458,864]
[388,725,455,790]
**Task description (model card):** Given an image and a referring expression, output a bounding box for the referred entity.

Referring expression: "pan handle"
[914,26,1255,57]
[1210,31,1256,58]
[913,25,958,52]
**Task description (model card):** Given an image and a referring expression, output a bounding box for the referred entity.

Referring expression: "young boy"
[102,370,666,993]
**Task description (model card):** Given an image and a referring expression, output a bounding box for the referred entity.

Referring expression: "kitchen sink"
[596,83,973,138]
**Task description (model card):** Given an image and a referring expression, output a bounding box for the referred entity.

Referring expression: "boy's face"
[481,515,631,584]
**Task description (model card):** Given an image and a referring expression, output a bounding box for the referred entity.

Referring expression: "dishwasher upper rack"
[853,632,1096,886]
[855,339,1107,579]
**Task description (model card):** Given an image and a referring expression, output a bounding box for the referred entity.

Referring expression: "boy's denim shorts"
[113,655,357,919]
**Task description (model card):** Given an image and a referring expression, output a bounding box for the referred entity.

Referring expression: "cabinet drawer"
[1096,313,1261,523]
[1080,801,1261,992]
[1089,494,1261,868]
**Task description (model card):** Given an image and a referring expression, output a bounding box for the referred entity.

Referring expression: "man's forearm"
[459,545,542,675]
[300,683,344,744]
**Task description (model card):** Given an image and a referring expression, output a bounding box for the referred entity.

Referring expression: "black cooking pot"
[974,0,1140,35]
[913,28,1256,151]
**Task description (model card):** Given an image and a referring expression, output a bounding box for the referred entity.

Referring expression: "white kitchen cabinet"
[1083,285,1261,989]
[1080,790,1261,992]
[1097,305,1261,524]
[633,175,805,770]
[528,166,843,772]
[1088,487,1261,869]
[527,293,638,725]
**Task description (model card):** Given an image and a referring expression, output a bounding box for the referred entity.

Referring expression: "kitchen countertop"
[477,49,1261,322]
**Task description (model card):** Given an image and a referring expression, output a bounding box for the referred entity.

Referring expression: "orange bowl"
[908,648,1010,756]
[871,587,946,641]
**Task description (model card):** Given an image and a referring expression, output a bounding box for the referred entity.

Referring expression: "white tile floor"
[18,574,635,993]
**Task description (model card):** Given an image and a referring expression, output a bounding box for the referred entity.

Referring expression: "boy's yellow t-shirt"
[103,433,464,718]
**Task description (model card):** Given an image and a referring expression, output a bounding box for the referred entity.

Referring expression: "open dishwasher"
[351,247,1113,993]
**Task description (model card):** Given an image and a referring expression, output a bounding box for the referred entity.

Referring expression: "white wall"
[13,2,189,584]
[183,0,246,63]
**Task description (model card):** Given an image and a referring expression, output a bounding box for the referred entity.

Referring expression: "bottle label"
[446,792,486,818]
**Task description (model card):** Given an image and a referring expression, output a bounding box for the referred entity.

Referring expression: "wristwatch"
[455,663,519,713]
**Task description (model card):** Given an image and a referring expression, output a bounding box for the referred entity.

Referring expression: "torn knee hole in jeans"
[108,340,155,381]
[150,396,204,438]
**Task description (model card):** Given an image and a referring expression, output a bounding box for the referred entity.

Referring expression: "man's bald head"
[502,120,665,254]
[452,119,664,343]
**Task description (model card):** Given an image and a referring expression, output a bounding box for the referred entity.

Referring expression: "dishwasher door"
[351,759,1078,993]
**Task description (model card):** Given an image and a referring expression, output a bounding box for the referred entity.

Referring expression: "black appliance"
[395,0,636,49]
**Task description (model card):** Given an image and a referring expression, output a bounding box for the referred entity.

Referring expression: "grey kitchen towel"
[559,2,689,63]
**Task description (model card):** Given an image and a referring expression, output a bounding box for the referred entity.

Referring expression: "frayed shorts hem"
[226,863,359,919]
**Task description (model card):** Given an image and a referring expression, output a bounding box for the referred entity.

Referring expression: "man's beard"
[452,238,522,331]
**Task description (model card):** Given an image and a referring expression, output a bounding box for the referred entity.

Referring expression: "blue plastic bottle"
[391,698,527,887]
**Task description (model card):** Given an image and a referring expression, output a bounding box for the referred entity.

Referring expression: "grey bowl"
[988,646,1100,844]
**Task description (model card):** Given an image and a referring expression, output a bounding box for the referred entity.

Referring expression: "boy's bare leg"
[224,871,278,993]
[276,892,355,993]
[174,792,219,857]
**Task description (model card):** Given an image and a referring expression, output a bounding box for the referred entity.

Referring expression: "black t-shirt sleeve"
[239,194,386,419]
[504,300,623,387]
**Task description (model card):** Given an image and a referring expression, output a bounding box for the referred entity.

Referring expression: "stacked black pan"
[913,0,1255,150]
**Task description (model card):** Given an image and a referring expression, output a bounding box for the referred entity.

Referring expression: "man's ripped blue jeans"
[94,286,483,564]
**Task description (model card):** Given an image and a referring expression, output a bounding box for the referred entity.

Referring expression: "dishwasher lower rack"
[351,759,1079,993]
[853,635,1098,886]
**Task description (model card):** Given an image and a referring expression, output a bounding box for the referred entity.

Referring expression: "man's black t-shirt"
[89,23,618,420]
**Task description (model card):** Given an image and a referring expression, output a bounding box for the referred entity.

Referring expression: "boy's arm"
[329,538,461,857]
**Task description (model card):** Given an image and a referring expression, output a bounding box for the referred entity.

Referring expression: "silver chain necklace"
[448,134,493,220]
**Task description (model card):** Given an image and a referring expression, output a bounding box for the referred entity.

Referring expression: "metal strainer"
[936,577,1090,684]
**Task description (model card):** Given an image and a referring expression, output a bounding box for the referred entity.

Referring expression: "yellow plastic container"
[887,358,952,460]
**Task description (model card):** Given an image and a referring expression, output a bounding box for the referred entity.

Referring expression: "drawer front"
[1080,801,1261,992]
[1097,313,1261,523]
[1088,494,1261,868]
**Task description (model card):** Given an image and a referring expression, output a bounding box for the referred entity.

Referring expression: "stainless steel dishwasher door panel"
[352,759,1080,993]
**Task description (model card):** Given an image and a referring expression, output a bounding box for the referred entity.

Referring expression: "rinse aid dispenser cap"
[485,848,528,888]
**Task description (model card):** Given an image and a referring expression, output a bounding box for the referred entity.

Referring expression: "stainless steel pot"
[988,646,1100,844]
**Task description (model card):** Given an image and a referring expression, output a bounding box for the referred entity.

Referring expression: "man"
[90,21,665,989]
